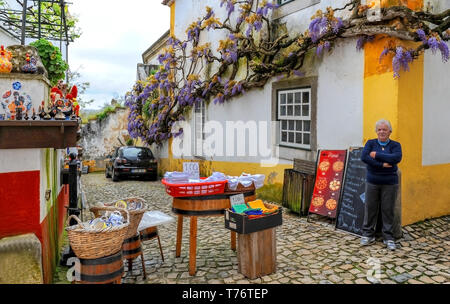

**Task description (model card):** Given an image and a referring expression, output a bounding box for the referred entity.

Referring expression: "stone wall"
[80,107,130,168]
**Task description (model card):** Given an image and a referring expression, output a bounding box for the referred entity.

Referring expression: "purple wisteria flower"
[309,17,329,43]
[416,29,427,43]
[438,40,449,62]
[356,35,375,51]
[205,8,214,20]
[428,37,439,54]
[356,37,365,51]
[426,36,449,62]
[292,70,305,77]
[379,47,390,63]
[316,41,330,56]
[173,128,184,138]
[220,0,235,17]
[332,18,343,34]
[213,93,225,104]
[392,47,413,78]
[316,43,324,56]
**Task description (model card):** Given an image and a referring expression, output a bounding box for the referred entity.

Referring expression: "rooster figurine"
[0,45,13,73]
[65,85,79,118]
[21,52,37,73]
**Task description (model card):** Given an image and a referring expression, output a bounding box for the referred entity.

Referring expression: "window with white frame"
[278,88,311,149]
[277,0,294,5]
[273,0,321,20]
[194,100,206,156]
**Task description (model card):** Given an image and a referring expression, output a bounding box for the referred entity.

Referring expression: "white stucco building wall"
[169,0,364,166]
[422,43,450,166]
[0,28,20,46]
[316,39,364,150]
[421,0,450,166]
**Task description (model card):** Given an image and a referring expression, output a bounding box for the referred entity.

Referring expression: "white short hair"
[375,119,392,132]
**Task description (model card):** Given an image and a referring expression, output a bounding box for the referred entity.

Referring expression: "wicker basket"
[90,197,147,239]
[65,210,129,260]
[224,182,256,194]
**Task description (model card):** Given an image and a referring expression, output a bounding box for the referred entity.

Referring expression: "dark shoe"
[383,239,396,250]
[360,236,375,246]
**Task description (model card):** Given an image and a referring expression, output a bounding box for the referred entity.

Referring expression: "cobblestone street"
[55,172,450,284]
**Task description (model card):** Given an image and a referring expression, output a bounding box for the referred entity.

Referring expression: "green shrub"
[29,38,68,85]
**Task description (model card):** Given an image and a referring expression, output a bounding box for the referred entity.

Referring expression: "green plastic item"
[231,204,249,214]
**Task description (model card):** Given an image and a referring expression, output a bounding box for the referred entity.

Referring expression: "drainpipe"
[60,153,80,266]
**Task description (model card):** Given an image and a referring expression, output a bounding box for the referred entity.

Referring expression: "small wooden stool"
[122,233,146,279]
[140,226,165,262]
[237,227,277,279]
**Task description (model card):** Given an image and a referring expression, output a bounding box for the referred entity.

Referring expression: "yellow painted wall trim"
[380,0,423,11]
[170,3,175,36]
[363,26,449,225]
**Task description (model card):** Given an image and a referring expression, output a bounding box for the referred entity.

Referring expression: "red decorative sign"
[309,150,347,219]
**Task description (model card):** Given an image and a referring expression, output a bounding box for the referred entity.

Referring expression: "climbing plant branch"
[125,0,449,146]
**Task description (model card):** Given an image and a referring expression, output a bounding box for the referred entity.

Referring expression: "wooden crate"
[282,169,315,215]
[237,227,276,279]
[224,202,282,234]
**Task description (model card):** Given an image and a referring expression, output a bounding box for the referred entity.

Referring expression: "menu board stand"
[307,149,347,223]
[335,147,366,236]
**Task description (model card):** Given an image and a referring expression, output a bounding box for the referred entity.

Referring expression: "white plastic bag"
[138,211,175,231]
[227,177,239,190]
[251,174,265,189]
[238,173,254,187]
[204,171,227,182]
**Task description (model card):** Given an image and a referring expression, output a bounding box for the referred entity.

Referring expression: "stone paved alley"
[54,172,449,284]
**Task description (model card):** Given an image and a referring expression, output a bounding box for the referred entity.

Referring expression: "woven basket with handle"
[90,197,147,239]
[65,209,129,259]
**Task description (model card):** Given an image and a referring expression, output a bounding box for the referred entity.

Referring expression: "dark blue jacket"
[361,139,402,185]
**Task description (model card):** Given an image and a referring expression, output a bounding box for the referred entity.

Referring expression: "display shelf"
[0,120,79,149]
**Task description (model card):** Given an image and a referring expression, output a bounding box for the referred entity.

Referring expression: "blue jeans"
[362,182,399,241]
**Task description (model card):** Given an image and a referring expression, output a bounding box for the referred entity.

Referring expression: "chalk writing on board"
[336,147,366,236]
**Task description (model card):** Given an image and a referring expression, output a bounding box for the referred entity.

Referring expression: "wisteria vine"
[125,0,450,146]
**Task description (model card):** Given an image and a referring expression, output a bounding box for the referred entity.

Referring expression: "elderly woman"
[360,119,402,250]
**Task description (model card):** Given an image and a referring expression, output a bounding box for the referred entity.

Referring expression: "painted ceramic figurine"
[21,52,37,73]
[16,107,23,120]
[0,45,13,73]
[65,85,78,118]
[38,101,46,120]
[54,110,65,120]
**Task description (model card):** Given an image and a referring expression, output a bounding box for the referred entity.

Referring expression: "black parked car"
[105,146,158,182]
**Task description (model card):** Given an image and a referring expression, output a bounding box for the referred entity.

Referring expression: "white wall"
[0,28,20,46]
[317,39,364,150]
[422,41,450,166]
[0,149,41,173]
[80,108,130,159]
[169,0,364,165]
[0,148,63,223]
[422,0,450,166]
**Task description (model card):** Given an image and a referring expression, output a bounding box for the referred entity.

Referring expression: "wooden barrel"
[75,250,123,284]
[140,226,158,241]
[172,190,256,216]
[122,233,142,260]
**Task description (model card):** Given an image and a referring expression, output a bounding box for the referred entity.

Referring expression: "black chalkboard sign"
[335,147,367,236]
